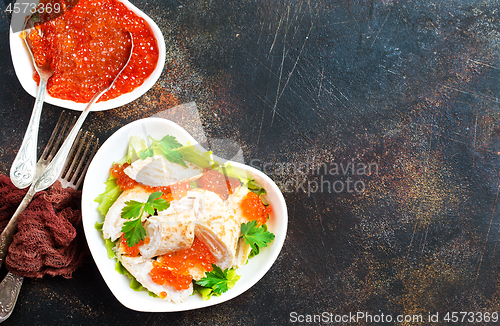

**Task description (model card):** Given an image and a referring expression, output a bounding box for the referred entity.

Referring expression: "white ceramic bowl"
[81,117,288,312]
[9,0,166,111]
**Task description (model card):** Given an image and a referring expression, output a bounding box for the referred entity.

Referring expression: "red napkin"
[0,174,86,278]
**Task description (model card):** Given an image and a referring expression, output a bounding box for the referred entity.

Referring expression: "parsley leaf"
[138,136,188,167]
[122,218,146,247]
[144,191,170,212]
[195,265,240,300]
[121,200,147,220]
[157,135,183,150]
[138,147,155,160]
[162,149,186,167]
[120,191,170,247]
[240,220,275,254]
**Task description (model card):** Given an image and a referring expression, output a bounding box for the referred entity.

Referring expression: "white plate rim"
[9,0,166,111]
[81,117,288,312]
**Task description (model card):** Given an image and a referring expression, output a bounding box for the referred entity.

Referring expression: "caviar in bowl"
[9,0,166,111]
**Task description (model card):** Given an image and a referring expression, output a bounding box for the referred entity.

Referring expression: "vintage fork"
[0,111,99,322]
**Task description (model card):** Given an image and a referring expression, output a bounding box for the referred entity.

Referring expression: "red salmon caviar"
[144,180,191,201]
[167,180,191,200]
[110,163,138,191]
[30,0,159,103]
[197,168,240,200]
[149,238,216,290]
[240,192,271,226]
[120,235,150,257]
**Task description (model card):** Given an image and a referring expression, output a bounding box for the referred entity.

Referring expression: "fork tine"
[60,130,85,181]
[40,111,76,162]
[39,112,66,161]
[71,133,98,189]
[59,130,99,189]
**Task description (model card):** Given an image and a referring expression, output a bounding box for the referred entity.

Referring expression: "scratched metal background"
[1,0,500,325]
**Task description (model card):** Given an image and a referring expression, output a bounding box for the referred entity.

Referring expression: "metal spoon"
[0,32,134,323]
[39,32,134,193]
[10,13,54,189]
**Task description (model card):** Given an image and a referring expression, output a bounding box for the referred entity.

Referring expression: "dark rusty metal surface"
[1,0,500,324]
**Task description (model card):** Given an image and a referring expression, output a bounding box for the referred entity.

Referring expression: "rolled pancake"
[234,237,253,268]
[116,251,192,303]
[226,185,250,223]
[138,193,201,259]
[190,189,240,269]
[226,186,253,268]
[167,192,200,214]
[102,186,151,241]
[139,210,196,258]
[124,155,203,187]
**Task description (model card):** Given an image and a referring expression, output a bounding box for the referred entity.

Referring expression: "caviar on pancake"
[197,168,241,200]
[149,238,216,292]
[29,0,159,103]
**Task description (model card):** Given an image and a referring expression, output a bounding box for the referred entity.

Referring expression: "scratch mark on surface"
[379,64,398,75]
[370,2,394,48]
[271,28,312,123]
[421,224,429,253]
[256,101,266,147]
[440,84,500,104]
[473,114,478,169]
[468,59,500,70]
[269,14,285,56]
[420,126,500,155]
[407,222,418,257]
[271,1,316,125]
[253,88,316,147]
[317,66,324,98]
[474,181,500,287]
[271,40,287,125]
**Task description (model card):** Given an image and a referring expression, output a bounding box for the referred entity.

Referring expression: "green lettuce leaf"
[115,260,146,292]
[115,135,147,165]
[177,144,213,168]
[95,221,116,259]
[94,176,122,217]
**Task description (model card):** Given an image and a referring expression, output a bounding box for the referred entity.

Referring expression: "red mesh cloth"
[0,174,86,278]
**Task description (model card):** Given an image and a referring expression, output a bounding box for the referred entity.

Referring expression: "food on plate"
[95,135,275,303]
[26,0,159,103]
[140,209,196,258]
[123,155,203,187]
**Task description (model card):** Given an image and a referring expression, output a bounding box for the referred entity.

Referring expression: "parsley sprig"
[240,220,275,256]
[138,135,187,167]
[121,191,170,247]
[194,264,241,300]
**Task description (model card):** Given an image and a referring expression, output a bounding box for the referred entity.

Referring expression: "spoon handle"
[0,272,23,322]
[10,78,48,189]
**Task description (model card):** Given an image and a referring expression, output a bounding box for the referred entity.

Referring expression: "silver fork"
[0,111,98,322]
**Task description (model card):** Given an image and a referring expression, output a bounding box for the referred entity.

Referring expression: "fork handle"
[10,78,48,190]
[0,186,36,269]
[0,272,23,322]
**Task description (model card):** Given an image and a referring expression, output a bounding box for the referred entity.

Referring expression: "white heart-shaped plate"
[9,0,166,111]
[81,117,288,312]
